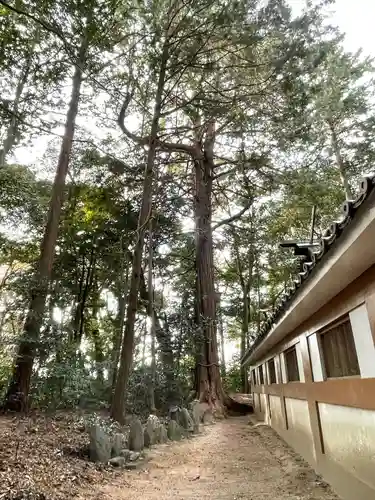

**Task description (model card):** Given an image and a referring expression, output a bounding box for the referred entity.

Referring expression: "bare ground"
[78,417,340,500]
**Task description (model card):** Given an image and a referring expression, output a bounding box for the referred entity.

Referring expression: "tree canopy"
[0,0,374,415]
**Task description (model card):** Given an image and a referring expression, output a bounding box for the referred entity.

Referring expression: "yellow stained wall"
[319,403,375,490]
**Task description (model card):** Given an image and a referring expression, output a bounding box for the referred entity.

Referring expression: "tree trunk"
[112,245,176,401]
[110,42,169,423]
[88,282,104,384]
[147,221,157,413]
[71,253,86,344]
[240,291,249,393]
[77,242,96,346]
[217,299,226,378]
[256,254,261,335]
[192,148,249,414]
[142,321,147,367]
[110,260,129,399]
[3,40,86,411]
[92,329,105,385]
[194,154,225,410]
[139,267,176,403]
[0,29,38,165]
[328,121,352,200]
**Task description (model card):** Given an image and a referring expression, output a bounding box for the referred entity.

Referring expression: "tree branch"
[0,0,67,41]
[117,92,199,157]
[212,200,253,231]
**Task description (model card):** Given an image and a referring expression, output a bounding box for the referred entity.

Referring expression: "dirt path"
[78,417,339,500]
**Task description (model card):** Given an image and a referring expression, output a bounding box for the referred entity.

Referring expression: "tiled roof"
[242,173,375,364]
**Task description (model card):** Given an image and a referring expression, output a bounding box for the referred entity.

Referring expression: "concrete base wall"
[284,397,314,464]
[269,395,283,431]
[319,403,375,490]
[253,396,375,500]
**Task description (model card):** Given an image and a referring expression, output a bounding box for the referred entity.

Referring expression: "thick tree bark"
[192,139,251,414]
[194,153,225,410]
[3,40,86,411]
[110,42,169,423]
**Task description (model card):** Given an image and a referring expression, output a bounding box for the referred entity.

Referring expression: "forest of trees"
[0,0,374,422]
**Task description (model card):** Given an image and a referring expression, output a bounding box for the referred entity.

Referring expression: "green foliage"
[0,164,50,229]
[0,351,12,399]
[223,356,242,394]
[1,0,375,413]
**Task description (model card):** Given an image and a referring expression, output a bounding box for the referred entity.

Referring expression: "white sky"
[289,0,375,55]
[330,0,375,55]
[9,0,374,364]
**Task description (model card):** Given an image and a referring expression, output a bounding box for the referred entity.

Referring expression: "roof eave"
[242,175,375,368]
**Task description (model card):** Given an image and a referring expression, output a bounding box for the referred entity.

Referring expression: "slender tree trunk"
[328,121,352,200]
[217,300,226,378]
[110,259,129,398]
[241,291,249,393]
[77,243,96,345]
[0,263,13,336]
[147,221,157,413]
[142,321,147,367]
[72,243,96,351]
[111,42,169,423]
[230,210,253,394]
[37,293,56,369]
[72,254,86,343]
[176,300,185,376]
[92,326,104,384]
[255,254,261,335]
[0,29,38,165]
[138,266,176,404]
[3,40,87,411]
[0,305,8,334]
[88,282,104,383]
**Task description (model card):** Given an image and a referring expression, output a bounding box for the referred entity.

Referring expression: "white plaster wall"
[253,393,260,412]
[255,366,260,385]
[280,352,287,383]
[274,355,281,383]
[270,395,283,430]
[255,392,260,412]
[349,304,375,378]
[285,398,313,458]
[264,394,271,423]
[295,342,305,382]
[263,363,268,384]
[259,364,264,384]
[250,366,256,387]
[319,403,375,489]
[308,333,324,381]
[260,393,266,414]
